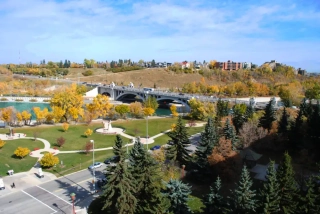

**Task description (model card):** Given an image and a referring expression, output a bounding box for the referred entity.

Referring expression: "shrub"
[30,99,37,102]
[84,128,93,137]
[82,70,93,76]
[84,141,93,154]
[62,123,69,132]
[39,153,59,168]
[14,147,30,159]
[43,99,50,102]
[56,137,66,147]
[0,98,8,101]
[15,99,23,102]
[0,139,5,149]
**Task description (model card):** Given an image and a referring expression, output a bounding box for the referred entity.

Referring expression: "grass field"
[0,139,44,176]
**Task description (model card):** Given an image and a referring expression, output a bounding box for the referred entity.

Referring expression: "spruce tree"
[289,109,303,149]
[259,161,281,213]
[278,107,289,134]
[223,118,238,150]
[166,116,191,164]
[129,138,165,214]
[205,176,226,213]
[245,98,255,120]
[307,100,320,139]
[217,99,229,120]
[259,97,277,132]
[195,117,218,170]
[298,176,320,214]
[101,135,137,214]
[230,165,257,214]
[277,152,299,214]
[163,179,192,214]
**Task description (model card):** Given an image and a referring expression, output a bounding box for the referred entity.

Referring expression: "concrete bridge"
[84,85,281,110]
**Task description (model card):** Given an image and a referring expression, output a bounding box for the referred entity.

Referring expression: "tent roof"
[240,148,262,161]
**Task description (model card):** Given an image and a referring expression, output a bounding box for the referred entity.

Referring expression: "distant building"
[297,68,307,76]
[242,62,252,69]
[181,61,190,69]
[263,60,282,69]
[218,60,242,70]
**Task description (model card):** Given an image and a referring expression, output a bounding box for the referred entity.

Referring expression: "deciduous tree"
[143,107,155,116]
[84,141,93,154]
[84,128,93,137]
[129,101,143,118]
[62,122,69,132]
[170,105,179,117]
[0,139,6,149]
[115,104,130,118]
[14,147,30,159]
[143,96,159,111]
[56,136,66,147]
[39,153,59,168]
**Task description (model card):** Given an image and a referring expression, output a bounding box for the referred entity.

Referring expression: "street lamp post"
[90,140,95,194]
[70,193,76,214]
[146,115,149,150]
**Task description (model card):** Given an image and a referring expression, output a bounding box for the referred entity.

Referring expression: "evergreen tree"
[300,98,311,118]
[67,60,71,68]
[59,60,63,68]
[166,116,191,164]
[223,118,238,150]
[64,59,68,68]
[245,97,255,119]
[205,176,226,213]
[163,179,192,214]
[307,100,320,139]
[278,107,289,134]
[129,138,166,214]
[232,103,248,133]
[289,109,304,149]
[277,152,299,214]
[298,176,320,214]
[259,97,277,132]
[259,161,281,213]
[101,135,137,214]
[195,117,218,170]
[216,99,229,120]
[230,165,257,213]
[151,59,156,67]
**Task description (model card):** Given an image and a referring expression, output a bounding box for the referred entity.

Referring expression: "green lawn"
[0,138,44,176]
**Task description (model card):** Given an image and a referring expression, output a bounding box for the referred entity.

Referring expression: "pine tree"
[259,161,281,213]
[163,179,192,214]
[205,176,226,213]
[289,109,304,149]
[195,117,218,170]
[217,99,229,120]
[299,98,310,118]
[278,107,289,134]
[129,138,165,214]
[298,176,320,213]
[307,100,320,139]
[277,152,299,214]
[223,118,238,150]
[166,116,191,164]
[245,98,255,119]
[259,97,277,132]
[101,135,137,214]
[230,165,257,214]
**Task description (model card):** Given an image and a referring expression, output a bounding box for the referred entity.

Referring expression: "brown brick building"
[218,60,242,70]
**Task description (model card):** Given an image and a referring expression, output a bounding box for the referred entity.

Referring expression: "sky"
[0,0,319,72]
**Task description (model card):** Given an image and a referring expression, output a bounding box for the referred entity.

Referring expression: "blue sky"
[0,0,319,71]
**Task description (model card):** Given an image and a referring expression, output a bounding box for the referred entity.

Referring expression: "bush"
[107,65,142,73]
[0,98,8,101]
[84,128,93,137]
[30,99,37,102]
[84,141,93,154]
[62,123,69,132]
[14,147,30,159]
[43,99,50,102]
[82,70,93,76]
[39,153,59,168]
[15,99,23,102]
[56,137,66,147]
[0,139,6,149]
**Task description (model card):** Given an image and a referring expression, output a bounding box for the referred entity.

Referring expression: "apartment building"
[218,60,242,70]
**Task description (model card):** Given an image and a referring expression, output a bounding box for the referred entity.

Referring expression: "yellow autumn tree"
[188,99,215,120]
[115,104,130,118]
[0,107,13,124]
[39,153,59,168]
[50,83,84,122]
[171,123,176,131]
[69,106,83,123]
[84,128,93,137]
[0,139,5,149]
[170,105,179,117]
[14,147,30,159]
[129,101,143,118]
[33,107,49,124]
[21,110,32,125]
[45,112,54,123]
[16,112,23,125]
[62,123,69,132]
[52,106,66,123]
[92,94,113,117]
[143,107,155,116]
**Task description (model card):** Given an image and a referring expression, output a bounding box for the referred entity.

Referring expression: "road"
[0,166,107,214]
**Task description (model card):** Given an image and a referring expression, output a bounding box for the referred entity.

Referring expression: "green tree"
[278,107,289,134]
[298,176,320,214]
[223,118,238,150]
[277,152,299,214]
[163,179,192,214]
[216,99,229,120]
[129,138,166,214]
[195,117,218,171]
[115,104,130,118]
[230,165,257,213]
[307,100,320,140]
[205,176,226,213]
[245,98,255,119]
[289,109,304,149]
[305,84,320,100]
[259,97,277,132]
[232,103,247,133]
[101,135,137,214]
[151,59,156,67]
[259,161,281,214]
[166,116,191,164]
[279,87,293,107]
[143,96,159,111]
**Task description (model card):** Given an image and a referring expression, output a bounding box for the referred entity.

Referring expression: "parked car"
[104,156,119,164]
[0,177,5,190]
[150,145,161,151]
[88,162,103,170]
[97,178,107,188]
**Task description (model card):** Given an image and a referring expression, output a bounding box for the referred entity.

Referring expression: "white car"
[88,162,103,170]
[0,178,5,190]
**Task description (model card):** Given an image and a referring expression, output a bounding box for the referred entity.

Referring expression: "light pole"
[90,139,95,194]
[70,193,76,214]
[146,115,149,150]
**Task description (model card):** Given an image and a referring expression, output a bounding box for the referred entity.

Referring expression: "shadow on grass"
[10,154,23,160]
